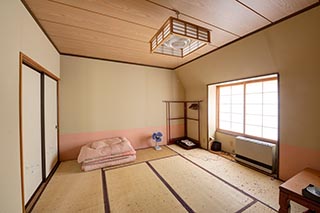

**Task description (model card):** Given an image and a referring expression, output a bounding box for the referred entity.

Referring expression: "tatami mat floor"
[33,145,307,212]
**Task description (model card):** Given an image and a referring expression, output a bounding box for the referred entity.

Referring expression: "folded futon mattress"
[77,137,136,171]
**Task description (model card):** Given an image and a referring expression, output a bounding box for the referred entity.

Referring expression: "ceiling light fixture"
[150,13,211,58]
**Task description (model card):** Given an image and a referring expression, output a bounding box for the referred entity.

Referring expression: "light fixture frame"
[150,17,211,58]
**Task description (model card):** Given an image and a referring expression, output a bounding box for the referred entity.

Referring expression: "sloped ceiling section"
[24,0,318,69]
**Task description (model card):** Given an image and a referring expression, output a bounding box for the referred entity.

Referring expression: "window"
[217,75,278,141]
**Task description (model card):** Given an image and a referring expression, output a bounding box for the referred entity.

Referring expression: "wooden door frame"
[19,52,60,212]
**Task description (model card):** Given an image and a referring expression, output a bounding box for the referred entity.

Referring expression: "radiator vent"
[235,136,276,174]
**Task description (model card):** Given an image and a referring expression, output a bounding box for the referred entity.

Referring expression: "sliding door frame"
[19,52,60,212]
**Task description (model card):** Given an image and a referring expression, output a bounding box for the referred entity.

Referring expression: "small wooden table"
[279,168,320,213]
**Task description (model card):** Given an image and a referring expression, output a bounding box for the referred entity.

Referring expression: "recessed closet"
[19,53,59,211]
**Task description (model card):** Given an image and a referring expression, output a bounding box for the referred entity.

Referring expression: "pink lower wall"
[279,143,320,180]
[59,124,184,161]
[60,123,319,181]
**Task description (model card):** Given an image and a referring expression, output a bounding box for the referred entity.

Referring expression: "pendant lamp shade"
[150,17,211,58]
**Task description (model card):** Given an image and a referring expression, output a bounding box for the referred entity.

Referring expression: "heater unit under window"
[235,136,276,174]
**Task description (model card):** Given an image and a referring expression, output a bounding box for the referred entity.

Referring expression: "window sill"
[215,129,278,144]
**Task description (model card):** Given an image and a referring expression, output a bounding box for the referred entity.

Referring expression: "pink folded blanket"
[82,150,136,165]
[77,137,136,164]
[81,155,136,172]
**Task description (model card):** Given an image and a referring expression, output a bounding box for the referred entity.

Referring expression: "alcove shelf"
[163,100,202,149]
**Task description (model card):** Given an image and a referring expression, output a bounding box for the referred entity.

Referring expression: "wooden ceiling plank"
[149,0,270,36]
[146,0,240,37]
[25,0,156,42]
[23,0,318,69]
[38,18,147,43]
[179,15,239,47]
[42,19,223,60]
[238,0,318,22]
[40,20,150,53]
[53,36,182,68]
[51,0,176,29]
[235,0,272,23]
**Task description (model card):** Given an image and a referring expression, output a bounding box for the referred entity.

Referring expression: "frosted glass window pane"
[246,114,262,126]
[263,80,277,92]
[263,92,277,104]
[231,122,243,133]
[220,87,231,95]
[246,104,262,115]
[220,121,231,130]
[232,85,244,95]
[246,94,262,104]
[232,94,243,104]
[220,104,231,113]
[217,77,278,141]
[245,125,262,137]
[220,95,231,104]
[232,113,243,123]
[232,104,243,113]
[263,116,278,128]
[246,82,262,94]
[263,127,278,140]
[220,113,231,122]
[263,105,278,116]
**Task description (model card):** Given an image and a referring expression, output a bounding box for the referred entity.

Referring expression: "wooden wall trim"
[20,53,60,81]
[57,80,60,162]
[206,73,279,87]
[19,51,26,213]
[206,87,209,150]
[61,53,174,70]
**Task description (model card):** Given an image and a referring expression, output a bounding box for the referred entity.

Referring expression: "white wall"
[59,55,185,160]
[0,0,59,211]
[60,55,184,134]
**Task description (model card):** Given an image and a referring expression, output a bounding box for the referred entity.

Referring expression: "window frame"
[216,76,278,143]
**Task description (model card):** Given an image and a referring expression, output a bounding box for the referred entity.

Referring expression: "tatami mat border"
[101,169,110,213]
[101,150,179,212]
[146,161,195,213]
[102,145,277,213]
[102,153,178,171]
[103,155,255,213]
[166,146,278,212]
[235,200,257,213]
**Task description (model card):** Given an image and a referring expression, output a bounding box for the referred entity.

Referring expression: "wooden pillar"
[184,102,187,137]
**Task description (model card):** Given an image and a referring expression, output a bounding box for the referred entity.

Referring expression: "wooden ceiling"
[23,0,318,69]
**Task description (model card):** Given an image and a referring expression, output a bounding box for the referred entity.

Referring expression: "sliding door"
[22,65,42,204]
[44,76,58,177]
